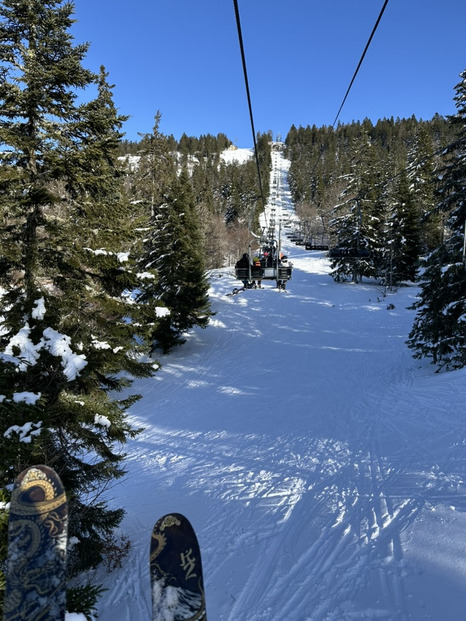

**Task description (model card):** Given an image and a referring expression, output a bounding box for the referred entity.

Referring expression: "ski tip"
[15,463,64,486]
[152,512,195,533]
[150,513,206,620]
[4,465,68,621]
[150,512,202,565]
[12,464,67,514]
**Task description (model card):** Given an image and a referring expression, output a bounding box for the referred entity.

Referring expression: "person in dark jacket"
[236,253,249,268]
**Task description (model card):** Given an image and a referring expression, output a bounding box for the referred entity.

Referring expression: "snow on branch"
[4,324,88,381]
[4,421,42,444]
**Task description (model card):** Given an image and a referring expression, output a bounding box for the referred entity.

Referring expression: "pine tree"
[408,125,440,251]
[190,161,226,268]
[141,169,212,353]
[131,111,178,214]
[128,112,178,328]
[387,165,422,284]
[0,1,155,614]
[407,70,466,370]
[329,137,386,283]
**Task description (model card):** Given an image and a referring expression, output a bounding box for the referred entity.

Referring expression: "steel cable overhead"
[331,0,390,129]
[232,0,266,215]
[232,0,390,211]
[308,0,389,176]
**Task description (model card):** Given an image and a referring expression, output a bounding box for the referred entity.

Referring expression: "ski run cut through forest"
[74,148,466,621]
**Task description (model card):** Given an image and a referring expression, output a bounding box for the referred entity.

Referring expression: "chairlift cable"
[310,0,389,176]
[232,2,292,291]
[232,0,266,216]
[331,0,389,129]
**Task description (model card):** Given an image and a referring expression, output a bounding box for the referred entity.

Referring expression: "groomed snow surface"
[92,151,466,620]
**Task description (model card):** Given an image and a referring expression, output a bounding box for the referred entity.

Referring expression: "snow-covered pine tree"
[130,111,178,215]
[190,155,226,269]
[0,1,156,615]
[129,112,178,327]
[142,169,212,353]
[408,125,441,251]
[329,136,387,283]
[387,164,422,284]
[407,70,466,370]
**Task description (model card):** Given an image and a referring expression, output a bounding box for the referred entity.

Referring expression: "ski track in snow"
[94,149,466,621]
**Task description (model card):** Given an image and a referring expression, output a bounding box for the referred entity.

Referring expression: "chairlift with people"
[235,227,292,290]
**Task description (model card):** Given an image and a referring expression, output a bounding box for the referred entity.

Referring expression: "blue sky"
[71,0,465,147]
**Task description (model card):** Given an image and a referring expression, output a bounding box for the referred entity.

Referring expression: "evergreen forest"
[0,0,464,617]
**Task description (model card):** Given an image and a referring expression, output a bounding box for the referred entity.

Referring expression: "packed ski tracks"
[95,149,466,620]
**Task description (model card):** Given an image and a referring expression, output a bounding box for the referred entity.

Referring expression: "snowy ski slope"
[93,148,466,621]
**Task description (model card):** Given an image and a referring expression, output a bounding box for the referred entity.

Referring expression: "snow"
[220,147,254,165]
[137,272,156,280]
[11,392,41,405]
[4,325,87,380]
[4,421,42,443]
[83,248,130,263]
[31,297,46,320]
[151,580,204,620]
[91,337,112,351]
[10,147,466,619]
[88,147,466,620]
[4,324,41,369]
[155,307,171,318]
[94,414,111,428]
[41,328,87,381]
[121,146,254,169]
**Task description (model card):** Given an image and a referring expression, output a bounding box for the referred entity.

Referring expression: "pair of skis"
[3,465,206,620]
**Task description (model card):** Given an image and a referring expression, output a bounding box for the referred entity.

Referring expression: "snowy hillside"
[220,147,254,165]
[93,149,466,621]
[119,146,253,175]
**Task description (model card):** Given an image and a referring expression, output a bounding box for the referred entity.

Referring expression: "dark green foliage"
[66,583,107,621]
[141,170,213,353]
[286,116,453,258]
[286,113,455,290]
[0,0,156,613]
[0,488,7,613]
[408,125,440,251]
[407,70,466,370]
[130,111,178,210]
[178,132,232,161]
[408,248,465,369]
[123,126,271,269]
[387,165,422,283]
[329,137,388,283]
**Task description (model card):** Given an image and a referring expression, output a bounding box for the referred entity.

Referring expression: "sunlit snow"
[85,148,466,621]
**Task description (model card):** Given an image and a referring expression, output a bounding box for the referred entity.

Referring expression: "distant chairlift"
[235,254,292,290]
[235,232,292,290]
[328,247,371,258]
[305,242,329,251]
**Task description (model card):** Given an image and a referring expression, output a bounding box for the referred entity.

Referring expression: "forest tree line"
[284,95,465,371]
[286,114,453,262]
[0,0,463,618]
[118,125,271,271]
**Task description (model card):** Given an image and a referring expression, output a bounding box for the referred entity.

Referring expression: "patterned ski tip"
[4,464,68,621]
[150,513,206,621]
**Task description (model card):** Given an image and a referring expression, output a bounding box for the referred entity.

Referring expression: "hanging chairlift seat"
[305,243,329,251]
[234,253,292,288]
[329,247,372,258]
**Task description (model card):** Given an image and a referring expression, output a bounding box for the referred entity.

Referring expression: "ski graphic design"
[150,513,206,620]
[3,464,68,621]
